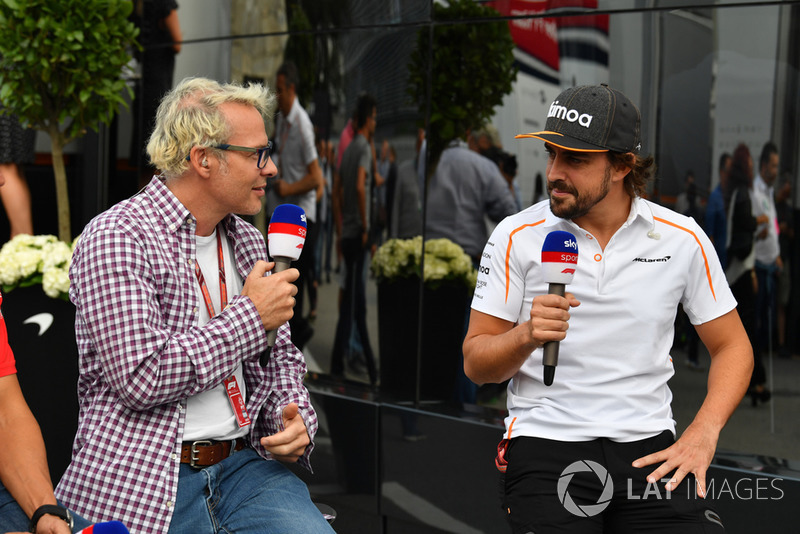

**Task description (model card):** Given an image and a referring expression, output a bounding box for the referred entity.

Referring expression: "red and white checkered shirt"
[56,177,317,534]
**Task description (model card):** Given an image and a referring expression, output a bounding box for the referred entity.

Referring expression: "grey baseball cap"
[515,84,642,153]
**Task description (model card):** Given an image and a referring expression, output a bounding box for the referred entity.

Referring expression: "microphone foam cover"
[75,521,130,533]
[541,230,579,285]
[268,204,307,261]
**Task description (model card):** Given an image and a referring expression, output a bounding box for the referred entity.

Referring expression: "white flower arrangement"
[0,234,78,300]
[371,236,478,290]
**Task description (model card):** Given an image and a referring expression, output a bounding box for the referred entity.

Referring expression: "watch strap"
[29,504,73,533]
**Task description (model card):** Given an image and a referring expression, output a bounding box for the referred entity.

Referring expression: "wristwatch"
[29,504,73,533]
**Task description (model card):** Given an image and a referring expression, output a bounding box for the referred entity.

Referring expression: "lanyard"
[194,227,228,318]
[193,227,252,428]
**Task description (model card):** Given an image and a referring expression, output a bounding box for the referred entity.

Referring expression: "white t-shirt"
[183,228,249,441]
[268,97,319,222]
[752,174,780,265]
[472,197,736,443]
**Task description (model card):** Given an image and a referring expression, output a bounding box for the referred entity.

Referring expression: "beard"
[548,165,612,220]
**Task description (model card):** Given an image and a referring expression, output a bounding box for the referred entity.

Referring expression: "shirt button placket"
[594,252,607,294]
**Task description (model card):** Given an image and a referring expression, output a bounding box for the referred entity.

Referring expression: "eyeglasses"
[185,141,273,169]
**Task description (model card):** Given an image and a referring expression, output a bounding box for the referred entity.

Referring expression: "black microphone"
[540,230,579,386]
[261,204,307,367]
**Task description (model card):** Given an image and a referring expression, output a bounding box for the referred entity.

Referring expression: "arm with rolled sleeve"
[250,333,317,467]
[233,224,318,468]
[244,318,317,468]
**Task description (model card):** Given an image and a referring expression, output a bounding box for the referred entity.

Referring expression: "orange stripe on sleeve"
[505,220,546,303]
[653,216,716,301]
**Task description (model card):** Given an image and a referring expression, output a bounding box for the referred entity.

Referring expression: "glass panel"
[111,0,799,464]
[226,0,431,34]
[418,0,798,464]
[300,24,427,398]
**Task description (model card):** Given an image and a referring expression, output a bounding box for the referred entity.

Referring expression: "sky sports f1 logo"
[560,238,577,274]
[542,230,579,285]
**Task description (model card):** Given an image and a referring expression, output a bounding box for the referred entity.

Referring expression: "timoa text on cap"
[516,83,642,153]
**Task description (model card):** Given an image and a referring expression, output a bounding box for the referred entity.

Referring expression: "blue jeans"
[168,448,334,534]
[0,481,91,532]
[330,238,377,385]
[755,261,778,355]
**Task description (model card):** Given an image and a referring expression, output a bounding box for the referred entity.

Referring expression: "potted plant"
[0,234,76,300]
[0,0,138,482]
[371,235,477,291]
[407,0,517,172]
[371,236,477,401]
[0,0,139,243]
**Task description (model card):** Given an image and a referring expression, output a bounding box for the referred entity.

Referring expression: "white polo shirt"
[472,197,736,443]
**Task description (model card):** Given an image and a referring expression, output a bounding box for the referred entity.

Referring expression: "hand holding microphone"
[540,231,579,386]
[261,204,307,367]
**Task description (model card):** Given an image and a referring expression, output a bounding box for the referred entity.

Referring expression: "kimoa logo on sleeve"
[548,100,593,128]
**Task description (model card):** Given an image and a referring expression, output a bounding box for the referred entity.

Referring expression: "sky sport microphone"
[75,521,130,533]
[540,230,579,386]
[261,204,307,367]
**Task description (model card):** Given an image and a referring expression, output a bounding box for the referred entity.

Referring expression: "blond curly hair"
[146,77,276,179]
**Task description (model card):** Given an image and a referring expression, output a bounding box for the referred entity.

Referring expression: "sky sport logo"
[557,460,613,517]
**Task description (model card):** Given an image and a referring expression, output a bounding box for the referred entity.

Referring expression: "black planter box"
[377,277,469,402]
[2,286,78,484]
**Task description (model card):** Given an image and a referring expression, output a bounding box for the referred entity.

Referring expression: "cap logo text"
[548,100,593,128]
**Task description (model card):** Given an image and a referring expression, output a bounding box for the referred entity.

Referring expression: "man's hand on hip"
[631,421,719,498]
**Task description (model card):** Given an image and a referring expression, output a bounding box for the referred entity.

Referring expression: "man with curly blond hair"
[57,77,333,534]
